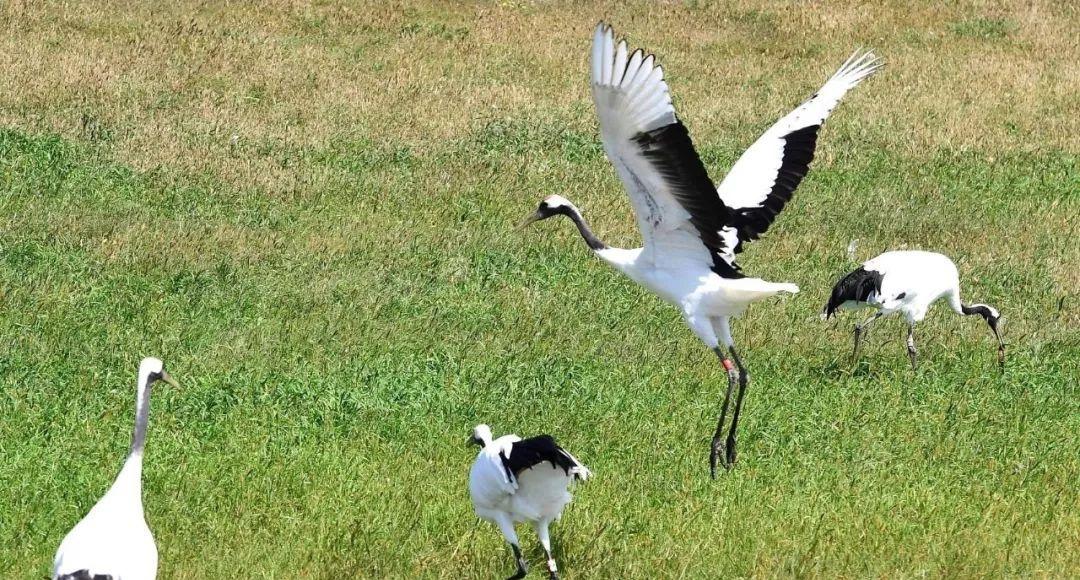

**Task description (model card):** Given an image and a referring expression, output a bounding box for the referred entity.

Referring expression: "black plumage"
[499,435,582,482]
[731,124,821,253]
[824,266,884,318]
[630,122,824,277]
[57,571,113,580]
[633,122,744,278]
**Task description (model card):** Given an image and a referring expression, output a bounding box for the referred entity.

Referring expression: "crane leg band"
[722,359,734,371]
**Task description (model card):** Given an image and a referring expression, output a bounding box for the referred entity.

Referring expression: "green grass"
[1,1,1078,578]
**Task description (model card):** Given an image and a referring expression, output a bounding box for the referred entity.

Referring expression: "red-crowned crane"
[520,23,881,476]
[824,250,1005,370]
[469,424,590,580]
[52,357,179,580]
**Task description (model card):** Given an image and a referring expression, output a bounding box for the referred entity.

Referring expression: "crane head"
[517,195,576,230]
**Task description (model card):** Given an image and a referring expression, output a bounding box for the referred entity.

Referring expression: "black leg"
[507,543,527,580]
[906,325,918,371]
[710,347,739,478]
[725,347,749,467]
[852,324,862,363]
[852,313,881,364]
[988,318,1005,373]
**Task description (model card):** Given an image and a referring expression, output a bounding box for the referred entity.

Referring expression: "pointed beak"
[159,370,179,388]
[516,211,542,231]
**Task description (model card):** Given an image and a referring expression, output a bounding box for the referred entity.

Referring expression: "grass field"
[1,1,1078,577]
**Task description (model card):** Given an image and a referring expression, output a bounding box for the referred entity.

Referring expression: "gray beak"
[516,211,542,231]
[159,370,179,388]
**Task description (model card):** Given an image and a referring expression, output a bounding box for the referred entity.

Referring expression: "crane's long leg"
[725,347,749,467]
[495,515,527,580]
[710,346,739,478]
[534,518,559,580]
[508,544,527,580]
[852,312,883,364]
[906,324,918,371]
[988,319,1006,373]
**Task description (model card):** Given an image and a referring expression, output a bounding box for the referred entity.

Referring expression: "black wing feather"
[500,435,580,480]
[730,124,821,253]
[633,122,744,278]
[630,119,823,274]
[56,571,114,580]
[823,266,882,318]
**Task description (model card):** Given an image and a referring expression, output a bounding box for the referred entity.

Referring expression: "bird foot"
[710,438,733,478]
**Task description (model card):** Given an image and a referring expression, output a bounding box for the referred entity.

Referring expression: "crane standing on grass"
[520,23,881,476]
[823,250,1005,370]
[52,358,179,580]
[469,425,590,580]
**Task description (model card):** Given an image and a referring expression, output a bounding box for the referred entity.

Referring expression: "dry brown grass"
[1,1,1076,194]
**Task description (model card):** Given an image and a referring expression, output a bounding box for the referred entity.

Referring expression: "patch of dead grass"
[0,1,1075,195]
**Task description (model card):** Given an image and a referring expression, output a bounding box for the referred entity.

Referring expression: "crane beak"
[159,370,179,388]
[516,211,542,231]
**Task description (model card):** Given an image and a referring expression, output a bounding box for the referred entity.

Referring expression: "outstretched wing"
[716,51,881,254]
[591,23,742,277]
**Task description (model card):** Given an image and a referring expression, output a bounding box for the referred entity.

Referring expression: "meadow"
[0,1,1077,577]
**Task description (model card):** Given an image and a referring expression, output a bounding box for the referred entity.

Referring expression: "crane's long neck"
[130,372,153,457]
[960,303,998,321]
[562,206,608,252]
[105,371,153,502]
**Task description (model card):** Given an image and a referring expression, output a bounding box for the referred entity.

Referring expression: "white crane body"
[825,251,1004,369]
[469,425,589,580]
[52,358,177,580]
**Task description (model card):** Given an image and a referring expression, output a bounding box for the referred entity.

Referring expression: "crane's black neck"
[556,206,607,251]
[961,303,998,323]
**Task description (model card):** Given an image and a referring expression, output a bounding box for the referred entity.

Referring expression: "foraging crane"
[52,357,178,580]
[824,250,1005,370]
[520,23,881,476]
[469,424,590,580]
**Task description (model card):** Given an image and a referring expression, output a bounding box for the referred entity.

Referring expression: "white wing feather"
[716,51,881,211]
[590,24,716,270]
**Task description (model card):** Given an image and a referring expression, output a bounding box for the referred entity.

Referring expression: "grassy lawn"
[1,1,1077,577]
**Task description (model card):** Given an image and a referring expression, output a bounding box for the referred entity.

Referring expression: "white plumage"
[469,425,590,580]
[824,250,1005,370]
[522,23,880,475]
[52,357,178,580]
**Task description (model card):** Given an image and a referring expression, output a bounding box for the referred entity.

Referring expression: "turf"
[0,1,1077,578]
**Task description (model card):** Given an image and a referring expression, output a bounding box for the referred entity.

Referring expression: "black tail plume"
[823,267,883,319]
